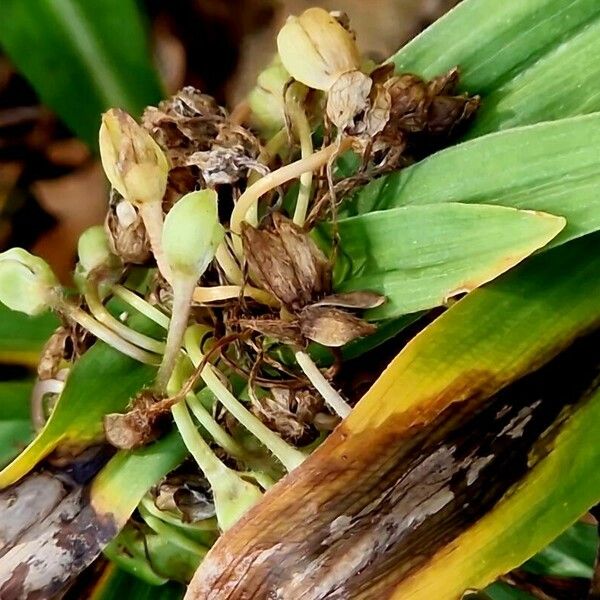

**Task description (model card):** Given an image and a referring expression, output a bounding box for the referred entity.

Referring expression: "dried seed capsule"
[99,108,169,206]
[0,248,58,315]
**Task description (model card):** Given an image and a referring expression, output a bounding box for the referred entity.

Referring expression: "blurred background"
[0,0,458,283]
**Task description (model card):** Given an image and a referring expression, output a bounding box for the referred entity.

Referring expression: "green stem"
[138,504,209,557]
[184,326,306,471]
[186,392,246,459]
[111,284,170,329]
[295,350,351,418]
[138,200,172,285]
[171,400,262,531]
[85,286,165,354]
[289,102,314,226]
[60,302,160,365]
[156,275,196,392]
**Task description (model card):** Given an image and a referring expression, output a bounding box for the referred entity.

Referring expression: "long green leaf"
[0,381,34,468]
[344,114,600,251]
[390,0,600,134]
[0,340,155,488]
[185,234,600,598]
[90,565,184,600]
[333,203,564,319]
[0,0,162,146]
[0,305,58,367]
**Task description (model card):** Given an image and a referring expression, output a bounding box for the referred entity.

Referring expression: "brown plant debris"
[154,472,216,523]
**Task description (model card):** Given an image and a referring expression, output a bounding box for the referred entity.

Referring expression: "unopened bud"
[248,58,291,134]
[77,226,118,275]
[0,248,58,315]
[162,190,224,279]
[99,108,169,206]
[277,7,360,91]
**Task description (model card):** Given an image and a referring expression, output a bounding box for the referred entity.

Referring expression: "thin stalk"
[137,201,172,284]
[186,392,245,458]
[111,284,170,329]
[184,326,306,471]
[295,350,351,418]
[138,506,209,557]
[156,275,196,391]
[193,285,279,308]
[85,286,165,354]
[289,102,314,226]
[60,302,160,365]
[215,243,243,285]
[228,138,352,241]
[171,400,262,531]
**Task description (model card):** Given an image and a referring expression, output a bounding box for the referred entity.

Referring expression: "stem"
[295,350,351,418]
[215,243,243,285]
[184,326,306,472]
[192,285,279,308]
[156,275,196,392]
[138,201,172,284]
[111,284,170,329]
[289,102,314,226]
[139,506,208,557]
[60,303,160,365]
[229,138,352,240]
[85,287,165,354]
[186,392,245,459]
[229,100,250,126]
[171,400,262,531]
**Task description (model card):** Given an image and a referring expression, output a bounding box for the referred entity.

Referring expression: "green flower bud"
[77,226,118,274]
[277,7,361,91]
[0,248,58,315]
[162,190,225,279]
[99,108,169,206]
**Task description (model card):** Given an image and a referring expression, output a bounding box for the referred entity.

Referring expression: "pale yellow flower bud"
[99,108,169,206]
[0,248,58,315]
[277,7,360,91]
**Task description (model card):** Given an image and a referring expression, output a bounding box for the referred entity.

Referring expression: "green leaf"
[0,305,58,367]
[0,380,34,468]
[187,234,600,598]
[89,565,184,600]
[344,114,600,253]
[0,0,162,146]
[333,203,564,319]
[484,583,534,600]
[524,522,597,579]
[390,0,600,134]
[0,340,155,488]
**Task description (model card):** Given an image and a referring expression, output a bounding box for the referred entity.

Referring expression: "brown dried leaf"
[312,291,385,310]
[236,317,303,346]
[37,326,71,380]
[242,214,330,310]
[326,70,372,131]
[104,192,152,264]
[103,390,165,450]
[300,306,376,347]
[252,386,323,444]
[155,473,216,523]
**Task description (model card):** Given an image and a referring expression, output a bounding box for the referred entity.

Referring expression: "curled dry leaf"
[326,70,373,132]
[103,390,166,450]
[38,322,94,380]
[299,305,377,347]
[252,386,324,444]
[236,317,304,346]
[104,191,152,264]
[311,291,385,310]
[155,473,216,523]
[242,213,330,310]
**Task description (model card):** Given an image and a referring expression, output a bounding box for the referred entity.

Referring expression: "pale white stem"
[192,285,279,308]
[229,138,351,242]
[85,288,165,354]
[138,201,172,284]
[156,275,196,391]
[290,103,314,226]
[295,350,351,418]
[215,243,243,285]
[111,284,170,329]
[184,327,306,471]
[61,303,160,365]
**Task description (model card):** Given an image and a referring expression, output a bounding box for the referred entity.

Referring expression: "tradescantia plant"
[0,1,600,599]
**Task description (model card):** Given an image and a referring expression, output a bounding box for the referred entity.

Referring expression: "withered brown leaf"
[236,317,304,346]
[242,213,330,310]
[311,291,385,310]
[299,306,376,347]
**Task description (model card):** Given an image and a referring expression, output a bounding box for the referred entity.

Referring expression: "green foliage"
[0,381,34,468]
[0,0,162,146]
